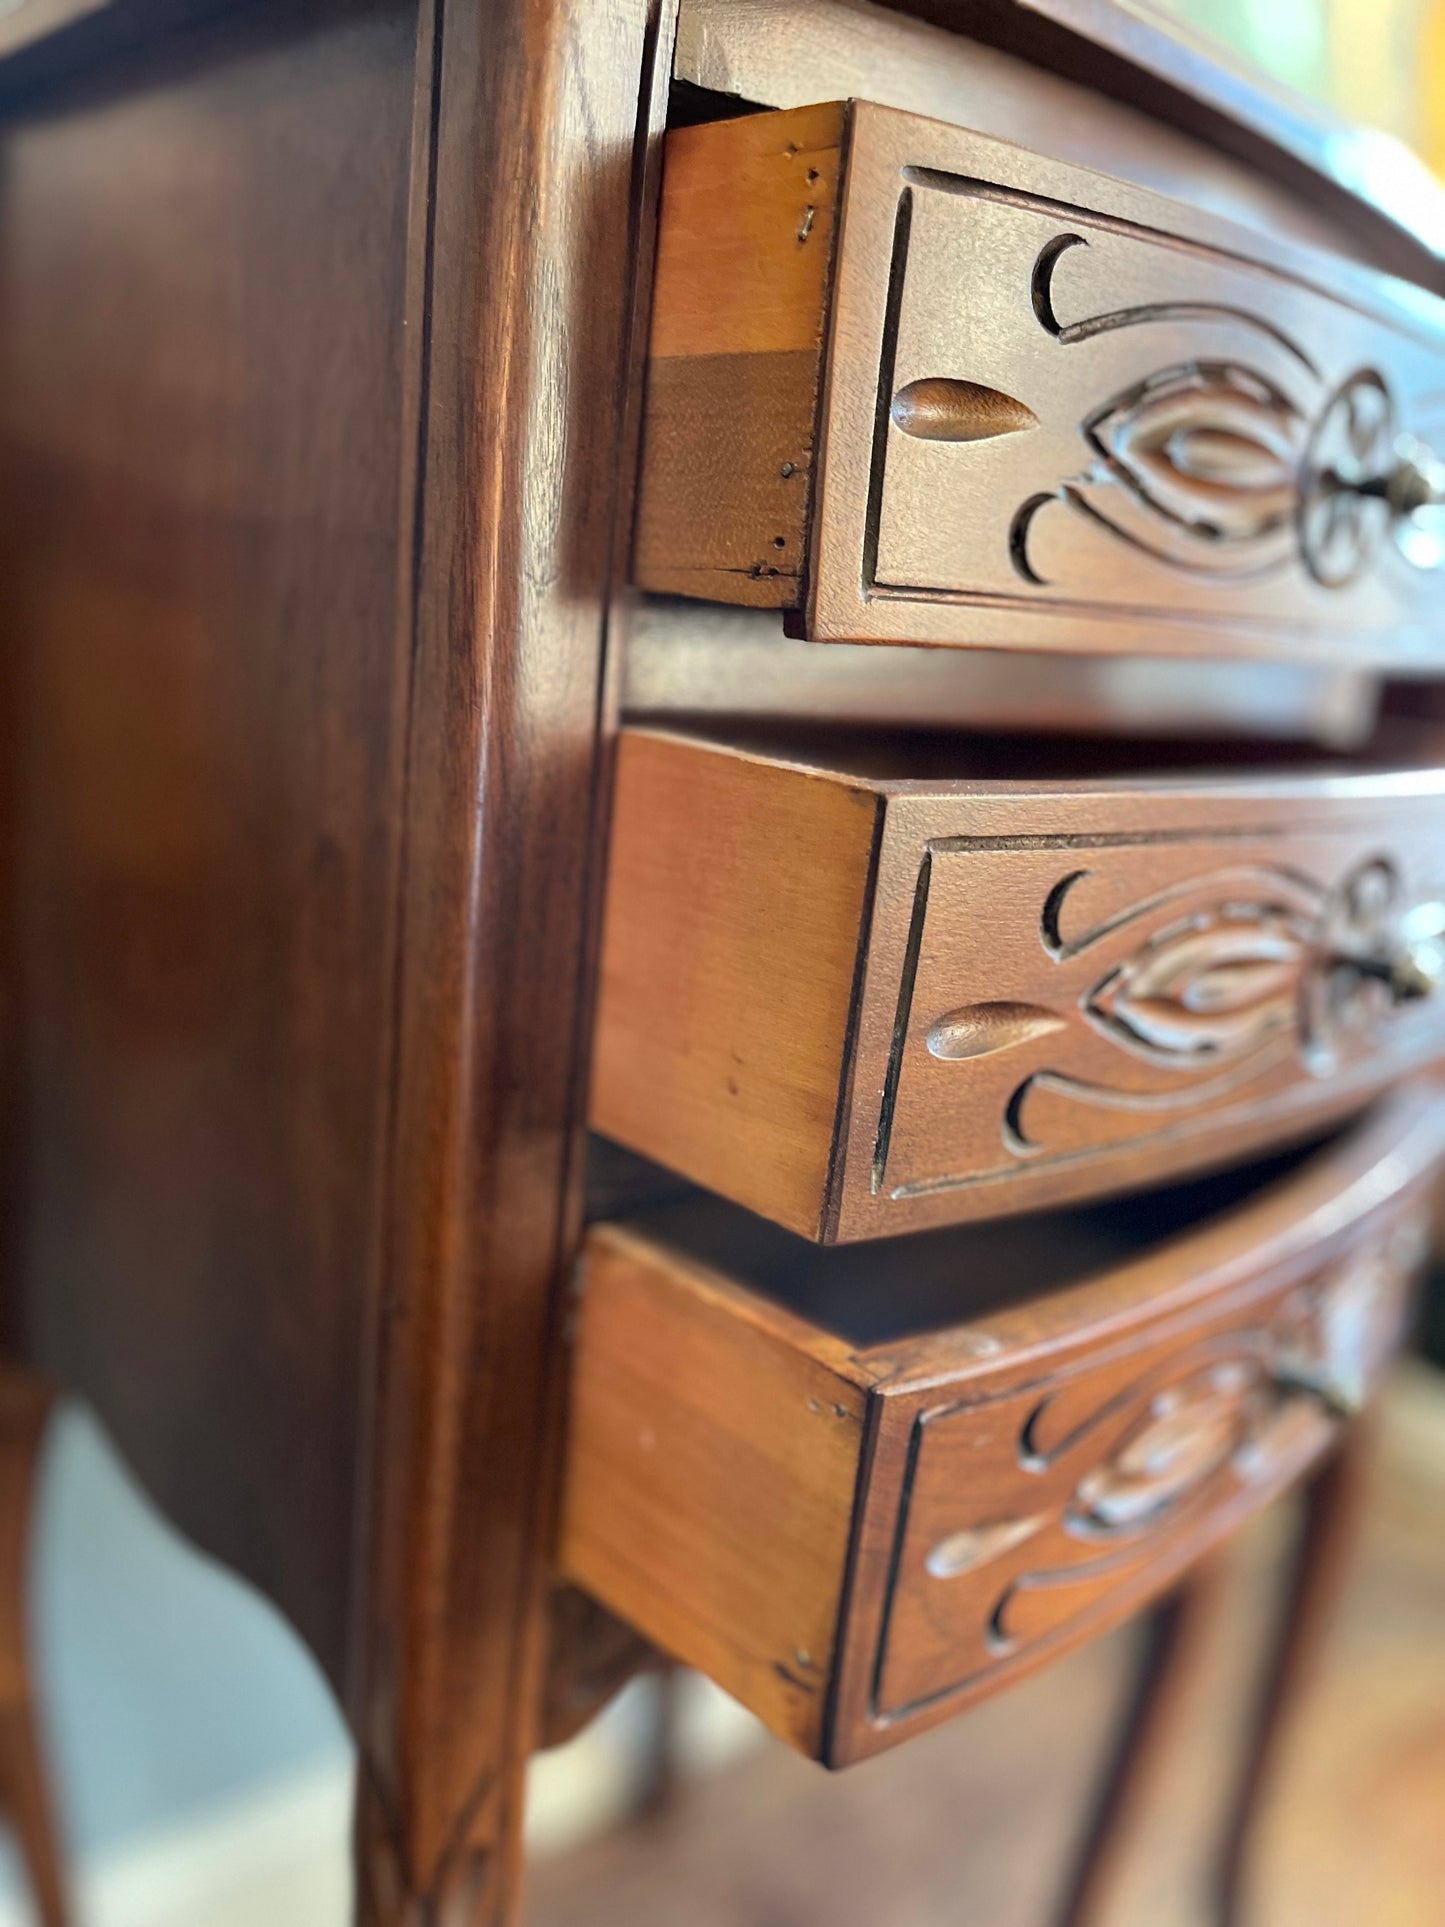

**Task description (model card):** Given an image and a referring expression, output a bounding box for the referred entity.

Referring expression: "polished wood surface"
[0,0,676,1916]
[594,726,1445,1239]
[352,0,675,1907]
[637,100,1445,660]
[0,0,420,1700]
[561,1092,1440,1764]
[0,0,1435,1919]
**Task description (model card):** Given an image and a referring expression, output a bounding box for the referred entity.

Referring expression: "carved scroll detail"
[911,1208,1424,1677]
[897,234,1422,593]
[984,859,1442,1151]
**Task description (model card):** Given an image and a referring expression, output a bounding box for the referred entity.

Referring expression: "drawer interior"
[587,1126,1341,1345]
[643,715,1445,787]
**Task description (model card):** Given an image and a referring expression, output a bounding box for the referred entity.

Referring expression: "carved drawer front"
[561,1092,1441,1765]
[592,727,1445,1240]
[635,100,1445,663]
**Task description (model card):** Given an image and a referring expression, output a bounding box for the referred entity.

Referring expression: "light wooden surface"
[636,100,1445,661]
[559,1227,867,1757]
[592,730,880,1240]
[592,726,1445,1240]
[561,1090,1442,1764]
[634,101,844,607]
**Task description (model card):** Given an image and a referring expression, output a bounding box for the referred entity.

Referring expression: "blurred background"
[1162,0,1445,171]
[4,4,1445,1924]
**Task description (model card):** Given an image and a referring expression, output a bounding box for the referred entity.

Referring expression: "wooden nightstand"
[0,1,1441,1922]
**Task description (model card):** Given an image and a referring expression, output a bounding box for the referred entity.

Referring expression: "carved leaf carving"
[1068,1361,1257,1533]
[1086,906,1313,1064]
[1089,364,1306,544]
[927,1001,1065,1060]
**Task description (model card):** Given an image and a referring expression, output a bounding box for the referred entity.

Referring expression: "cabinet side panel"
[0,0,419,1686]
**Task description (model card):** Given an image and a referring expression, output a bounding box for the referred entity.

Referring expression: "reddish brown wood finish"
[0,0,1433,1922]
[353,0,675,1912]
[0,0,675,1919]
[0,0,420,1708]
[562,1091,1440,1765]
[0,1375,68,1927]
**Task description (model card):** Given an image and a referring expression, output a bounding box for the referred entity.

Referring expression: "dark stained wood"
[350,0,678,1915]
[0,1374,68,1927]
[0,0,420,1703]
[0,0,679,1915]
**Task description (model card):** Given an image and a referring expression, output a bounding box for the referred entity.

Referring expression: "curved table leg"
[1211,1420,1373,1927]
[1057,1418,1373,1927]
[0,1371,68,1927]
[1055,1555,1229,1927]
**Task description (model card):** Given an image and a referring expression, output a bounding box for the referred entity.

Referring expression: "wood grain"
[351,0,676,1916]
[0,0,674,1918]
[561,1225,867,1756]
[560,1088,1443,1765]
[592,726,1445,1240]
[0,0,420,1703]
[592,730,880,1239]
[634,100,844,607]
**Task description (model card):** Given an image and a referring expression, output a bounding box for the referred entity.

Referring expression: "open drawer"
[592,726,1445,1240]
[634,101,1445,663]
[559,1089,1442,1765]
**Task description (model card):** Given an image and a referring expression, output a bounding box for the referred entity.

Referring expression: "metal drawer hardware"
[1361,431,1445,570]
[1329,894,1445,1005]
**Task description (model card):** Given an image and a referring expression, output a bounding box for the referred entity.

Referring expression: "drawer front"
[593,728,1445,1240]
[561,1092,1443,1764]
[867,810,1445,1224]
[635,101,1445,663]
[841,1187,1426,1756]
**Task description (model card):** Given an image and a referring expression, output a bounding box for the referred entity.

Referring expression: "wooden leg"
[1057,1423,1373,1927]
[1055,1556,1230,1927]
[1210,1421,1373,1927]
[0,1372,68,1927]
